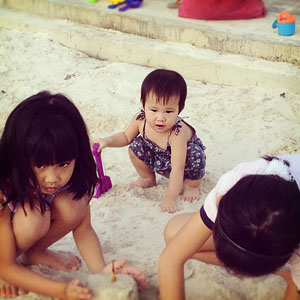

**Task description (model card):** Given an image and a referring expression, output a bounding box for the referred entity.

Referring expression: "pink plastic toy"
[92,143,112,198]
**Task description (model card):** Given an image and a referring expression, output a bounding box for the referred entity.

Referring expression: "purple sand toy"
[108,0,130,9]
[92,143,112,198]
[119,0,142,11]
[108,0,143,11]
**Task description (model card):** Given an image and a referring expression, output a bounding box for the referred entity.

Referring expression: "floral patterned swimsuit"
[129,111,206,180]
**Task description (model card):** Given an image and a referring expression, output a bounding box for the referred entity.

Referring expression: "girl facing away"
[95,69,206,213]
[0,91,146,299]
[158,154,300,300]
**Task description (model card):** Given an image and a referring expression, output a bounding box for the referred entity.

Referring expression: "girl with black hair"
[158,154,300,300]
[95,69,206,213]
[0,91,146,299]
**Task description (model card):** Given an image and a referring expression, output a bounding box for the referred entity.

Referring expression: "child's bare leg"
[22,249,81,272]
[1,202,50,298]
[182,178,202,202]
[22,192,87,272]
[164,212,221,265]
[163,212,194,244]
[13,202,51,254]
[128,148,156,188]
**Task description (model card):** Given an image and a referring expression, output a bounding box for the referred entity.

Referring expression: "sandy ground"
[0,27,300,300]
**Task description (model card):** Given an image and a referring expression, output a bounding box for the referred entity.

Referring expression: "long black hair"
[0,91,98,213]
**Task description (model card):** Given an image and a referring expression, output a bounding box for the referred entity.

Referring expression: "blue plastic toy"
[272,11,296,36]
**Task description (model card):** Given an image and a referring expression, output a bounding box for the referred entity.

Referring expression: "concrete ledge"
[1,0,300,65]
[1,8,299,92]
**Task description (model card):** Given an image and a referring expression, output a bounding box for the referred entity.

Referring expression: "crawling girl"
[95,69,206,213]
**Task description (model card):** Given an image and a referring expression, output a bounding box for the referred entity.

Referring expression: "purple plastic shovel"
[92,143,112,198]
[118,0,142,11]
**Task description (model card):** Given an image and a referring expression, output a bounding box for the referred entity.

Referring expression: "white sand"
[0,27,300,299]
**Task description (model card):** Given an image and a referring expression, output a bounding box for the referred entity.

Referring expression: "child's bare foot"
[22,249,81,272]
[160,200,177,213]
[0,278,28,298]
[130,177,157,189]
[182,179,201,202]
[182,186,200,202]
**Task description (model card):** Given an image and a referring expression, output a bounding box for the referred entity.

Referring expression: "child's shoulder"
[168,121,190,147]
[134,110,145,121]
[128,111,144,133]
[171,118,194,139]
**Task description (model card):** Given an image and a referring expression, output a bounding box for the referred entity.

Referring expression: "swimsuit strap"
[136,109,145,121]
[171,118,183,136]
[166,118,183,146]
[136,111,185,146]
[43,183,71,205]
[136,110,146,138]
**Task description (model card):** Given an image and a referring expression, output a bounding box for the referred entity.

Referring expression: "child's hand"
[102,259,147,291]
[160,199,177,213]
[0,278,28,298]
[93,138,107,152]
[64,279,91,300]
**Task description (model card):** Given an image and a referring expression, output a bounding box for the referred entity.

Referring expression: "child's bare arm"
[276,270,300,300]
[0,204,90,300]
[95,113,141,151]
[160,133,187,212]
[73,202,147,289]
[158,213,212,300]
[2,266,90,300]
[72,203,106,273]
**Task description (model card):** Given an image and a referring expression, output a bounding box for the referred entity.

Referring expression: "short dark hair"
[0,91,97,213]
[214,174,300,276]
[140,69,187,114]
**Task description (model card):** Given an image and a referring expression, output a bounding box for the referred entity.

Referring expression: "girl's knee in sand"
[13,203,51,253]
[164,212,195,243]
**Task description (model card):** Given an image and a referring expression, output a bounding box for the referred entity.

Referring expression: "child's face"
[144,92,179,134]
[32,159,75,194]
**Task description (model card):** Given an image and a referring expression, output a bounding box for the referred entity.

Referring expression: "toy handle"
[279,11,292,21]
[272,20,278,28]
[108,0,130,9]
[92,143,105,178]
[119,3,130,11]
